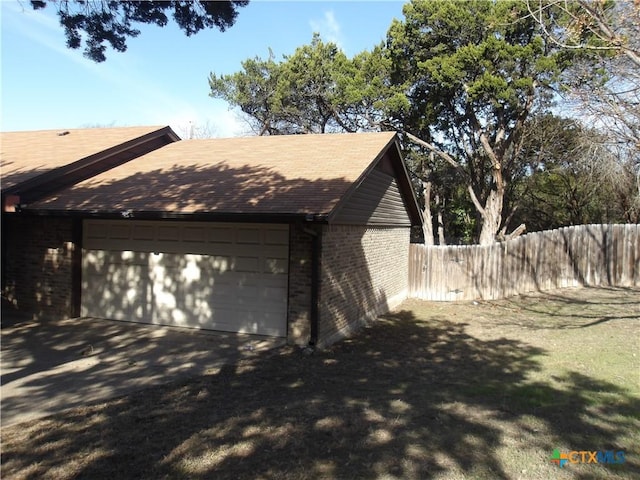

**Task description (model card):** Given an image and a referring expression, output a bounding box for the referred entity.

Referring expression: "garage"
[6,131,422,347]
[82,219,289,336]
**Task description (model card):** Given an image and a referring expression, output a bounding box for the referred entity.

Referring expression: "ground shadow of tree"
[2,307,637,479]
[492,286,640,330]
[0,315,285,427]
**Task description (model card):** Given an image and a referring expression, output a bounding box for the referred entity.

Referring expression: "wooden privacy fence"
[409,224,640,301]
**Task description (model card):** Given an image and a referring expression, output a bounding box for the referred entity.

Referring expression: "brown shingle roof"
[29,132,397,215]
[1,126,169,191]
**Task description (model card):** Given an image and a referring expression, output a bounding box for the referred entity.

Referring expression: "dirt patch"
[2,286,638,479]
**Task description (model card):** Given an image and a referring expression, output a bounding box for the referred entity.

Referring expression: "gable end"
[332,162,412,226]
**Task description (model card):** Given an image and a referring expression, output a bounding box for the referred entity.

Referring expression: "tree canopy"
[209,34,402,135]
[30,0,248,62]
[511,114,638,230]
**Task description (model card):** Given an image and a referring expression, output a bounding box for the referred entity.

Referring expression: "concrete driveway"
[1,314,285,427]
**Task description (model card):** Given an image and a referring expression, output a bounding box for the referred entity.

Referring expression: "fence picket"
[409,224,640,301]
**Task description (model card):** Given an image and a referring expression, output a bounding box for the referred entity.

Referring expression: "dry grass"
[2,286,639,479]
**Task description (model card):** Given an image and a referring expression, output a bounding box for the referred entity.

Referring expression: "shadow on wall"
[318,225,410,346]
[319,241,387,346]
[2,308,638,479]
[503,224,639,295]
[2,215,76,319]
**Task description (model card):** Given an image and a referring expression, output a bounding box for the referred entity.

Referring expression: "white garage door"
[82,220,289,336]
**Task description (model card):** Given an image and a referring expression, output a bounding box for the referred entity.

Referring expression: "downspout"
[304,226,322,347]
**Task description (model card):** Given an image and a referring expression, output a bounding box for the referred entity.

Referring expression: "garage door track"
[1,315,285,427]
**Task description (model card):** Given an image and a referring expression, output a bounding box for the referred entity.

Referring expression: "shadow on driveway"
[1,314,285,427]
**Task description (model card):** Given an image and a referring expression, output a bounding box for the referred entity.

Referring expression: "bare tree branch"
[402,130,488,218]
[526,0,640,68]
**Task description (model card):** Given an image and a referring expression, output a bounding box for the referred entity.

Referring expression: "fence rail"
[409,224,640,301]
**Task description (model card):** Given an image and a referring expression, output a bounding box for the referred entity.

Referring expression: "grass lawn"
[1,286,639,479]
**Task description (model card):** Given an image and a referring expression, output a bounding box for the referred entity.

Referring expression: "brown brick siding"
[318,225,409,347]
[2,215,77,319]
[286,223,313,345]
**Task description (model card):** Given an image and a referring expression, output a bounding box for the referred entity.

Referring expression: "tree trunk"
[437,209,446,245]
[478,189,503,245]
[435,193,446,245]
[422,181,435,245]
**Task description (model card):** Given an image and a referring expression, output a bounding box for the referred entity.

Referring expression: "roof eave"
[11,208,330,224]
[1,126,180,203]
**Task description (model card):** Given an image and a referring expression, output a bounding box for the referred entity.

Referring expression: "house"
[2,129,422,347]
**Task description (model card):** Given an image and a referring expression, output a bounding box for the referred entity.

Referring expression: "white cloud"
[309,10,343,48]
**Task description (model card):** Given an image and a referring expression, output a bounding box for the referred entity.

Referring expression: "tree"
[526,0,640,226]
[526,0,639,153]
[209,34,403,135]
[209,36,346,135]
[176,120,218,139]
[512,114,639,230]
[385,0,600,244]
[29,0,248,62]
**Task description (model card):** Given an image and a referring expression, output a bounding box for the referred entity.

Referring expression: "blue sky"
[1,1,405,137]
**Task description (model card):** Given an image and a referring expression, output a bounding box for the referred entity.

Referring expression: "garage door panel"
[264,285,288,299]
[235,285,259,298]
[236,227,261,244]
[133,224,155,240]
[265,227,289,245]
[94,251,149,267]
[265,257,288,274]
[235,256,260,272]
[156,225,180,241]
[86,222,109,240]
[82,221,289,336]
[82,265,151,322]
[182,226,207,243]
[209,308,284,336]
[208,226,234,244]
[110,224,132,239]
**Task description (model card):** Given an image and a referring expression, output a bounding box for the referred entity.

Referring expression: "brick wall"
[287,223,313,345]
[318,225,409,347]
[2,215,78,319]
